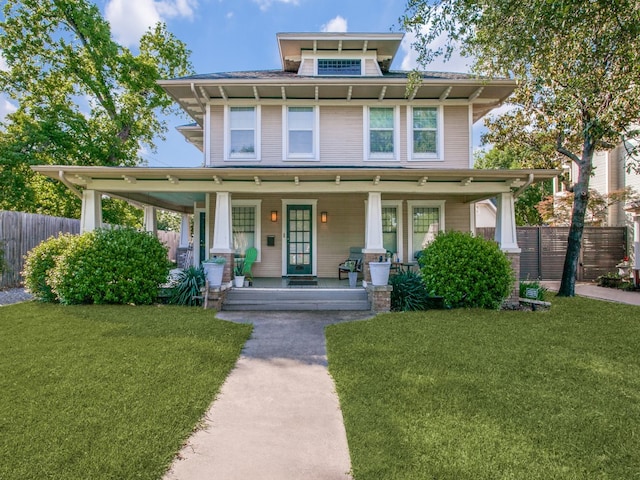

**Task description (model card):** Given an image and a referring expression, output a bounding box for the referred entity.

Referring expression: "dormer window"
[317,59,362,76]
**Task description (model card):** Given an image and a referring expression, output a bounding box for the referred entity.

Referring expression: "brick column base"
[504,251,521,307]
[367,284,392,312]
[363,252,385,282]
[204,284,230,310]
[211,252,234,285]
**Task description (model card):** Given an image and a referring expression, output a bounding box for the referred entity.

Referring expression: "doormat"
[288,278,318,287]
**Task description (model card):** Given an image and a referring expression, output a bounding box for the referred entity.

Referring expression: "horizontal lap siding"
[261,106,282,162]
[209,106,224,165]
[319,106,363,165]
[443,106,470,168]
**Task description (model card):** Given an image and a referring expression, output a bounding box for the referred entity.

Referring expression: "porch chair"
[243,247,258,281]
[338,247,364,280]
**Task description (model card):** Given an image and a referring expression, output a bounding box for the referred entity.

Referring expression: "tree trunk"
[557,146,595,297]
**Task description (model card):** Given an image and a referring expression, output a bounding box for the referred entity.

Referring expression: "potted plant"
[234,258,245,287]
[345,260,358,288]
[369,255,391,286]
[202,256,226,286]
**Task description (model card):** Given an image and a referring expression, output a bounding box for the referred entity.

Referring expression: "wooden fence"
[0,211,181,289]
[477,226,628,281]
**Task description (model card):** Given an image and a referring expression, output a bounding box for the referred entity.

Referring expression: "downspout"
[513,173,534,197]
[58,171,83,199]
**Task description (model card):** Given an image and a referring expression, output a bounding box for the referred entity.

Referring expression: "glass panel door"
[287,205,312,275]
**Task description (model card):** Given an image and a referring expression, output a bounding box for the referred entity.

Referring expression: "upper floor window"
[366,106,398,160]
[226,106,260,160]
[409,106,442,160]
[317,59,361,76]
[284,106,318,160]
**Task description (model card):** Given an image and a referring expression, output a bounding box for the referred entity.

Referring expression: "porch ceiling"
[34,165,558,214]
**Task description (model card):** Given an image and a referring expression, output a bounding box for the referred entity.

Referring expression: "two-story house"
[34,32,557,304]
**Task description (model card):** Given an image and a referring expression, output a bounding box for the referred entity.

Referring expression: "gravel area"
[0,288,33,306]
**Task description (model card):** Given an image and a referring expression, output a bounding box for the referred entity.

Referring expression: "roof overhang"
[33,165,558,214]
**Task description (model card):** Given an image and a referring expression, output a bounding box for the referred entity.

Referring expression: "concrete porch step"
[222,287,371,311]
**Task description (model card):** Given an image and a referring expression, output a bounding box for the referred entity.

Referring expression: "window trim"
[382,200,404,263]
[316,58,363,76]
[224,105,261,161]
[364,105,400,161]
[282,105,319,161]
[231,199,262,261]
[407,106,444,161]
[407,200,445,260]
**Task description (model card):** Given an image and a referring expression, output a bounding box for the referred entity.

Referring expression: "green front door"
[287,205,312,275]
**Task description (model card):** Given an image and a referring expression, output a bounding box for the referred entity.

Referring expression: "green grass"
[0,302,252,480]
[327,296,640,480]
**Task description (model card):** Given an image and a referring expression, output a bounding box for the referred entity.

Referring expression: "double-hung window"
[232,200,262,261]
[284,106,318,160]
[227,106,259,160]
[366,106,398,160]
[409,106,441,160]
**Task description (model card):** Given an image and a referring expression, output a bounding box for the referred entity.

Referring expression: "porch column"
[495,192,521,305]
[633,214,640,287]
[211,192,234,284]
[363,192,387,282]
[143,206,157,234]
[80,189,102,233]
[179,213,190,248]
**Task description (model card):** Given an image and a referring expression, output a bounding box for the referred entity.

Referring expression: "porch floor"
[249,277,360,289]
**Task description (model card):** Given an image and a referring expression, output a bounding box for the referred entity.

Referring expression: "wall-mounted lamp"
[270,210,278,222]
[320,211,328,223]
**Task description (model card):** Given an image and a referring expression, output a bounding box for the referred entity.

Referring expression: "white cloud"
[400,29,472,73]
[0,96,17,123]
[0,53,8,72]
[252,0,299,12]
[105,0,197,47]
[321,15,348,33]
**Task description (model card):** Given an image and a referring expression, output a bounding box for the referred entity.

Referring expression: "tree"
[402,0,640,296]
[0,0,192,224]
[474,146,554,225]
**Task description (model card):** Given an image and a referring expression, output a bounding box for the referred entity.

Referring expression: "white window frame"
[316,58,363,76]
[407,105,444,161]
[224,105,261,161]
[407,200,445,260]
[231,199,262,261]
[364,105,400,161]
[382,200,404,262]
[282,105,319,161]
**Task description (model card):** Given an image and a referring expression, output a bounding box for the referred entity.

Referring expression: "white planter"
[203,263,224,287]
[234,275,245,287]
[348,271,358,288]
[369,261,391,286]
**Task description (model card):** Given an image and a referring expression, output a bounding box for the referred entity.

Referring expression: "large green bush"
[49,228,171,305]
[23,233,77,302]
[420,231,514,309]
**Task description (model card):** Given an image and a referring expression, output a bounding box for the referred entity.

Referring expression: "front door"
[287,205,312,275]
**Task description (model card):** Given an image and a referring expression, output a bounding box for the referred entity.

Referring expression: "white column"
[363,192,386,254]
[495,192,520,253]
[143,206,157,234]
[633,214,640,270]
[211,192,234,253]
[80,190,102,233]
[179,213,190,248]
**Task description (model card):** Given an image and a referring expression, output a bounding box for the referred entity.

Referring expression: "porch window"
[407,201,445,260]
[284,106,318,159]
[382,200,403,261]
[232,200,262,260]
[366,107,398,160]
[227,106,260,160]
[409,106,442,160]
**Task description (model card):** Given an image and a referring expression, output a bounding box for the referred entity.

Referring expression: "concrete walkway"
[163,310,373,480]
[541,281,640,306]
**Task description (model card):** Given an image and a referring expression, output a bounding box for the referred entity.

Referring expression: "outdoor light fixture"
[321,211,328,223]
[271,210,278,222]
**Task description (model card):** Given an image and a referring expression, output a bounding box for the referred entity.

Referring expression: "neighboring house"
[34,32,556,293]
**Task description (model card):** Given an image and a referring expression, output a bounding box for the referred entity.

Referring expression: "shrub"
[22,234,77,302]
[50,228,171,305]
[420,231,514,309]
[170,266,206,306]
[519,280,548,301]
[389,270,430,311]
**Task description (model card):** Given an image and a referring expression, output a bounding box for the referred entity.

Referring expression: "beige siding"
[319,106,363,165]
[298,58,314,75]
[364,58,381,76]
[261,106,282,162]
[443,106,470,168]
[208,106,224,165]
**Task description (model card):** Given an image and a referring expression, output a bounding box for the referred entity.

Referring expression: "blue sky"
[1,0,481,168]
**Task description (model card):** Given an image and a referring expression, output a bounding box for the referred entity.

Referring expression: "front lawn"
[327,296,640,479]
[0,303,252,480]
